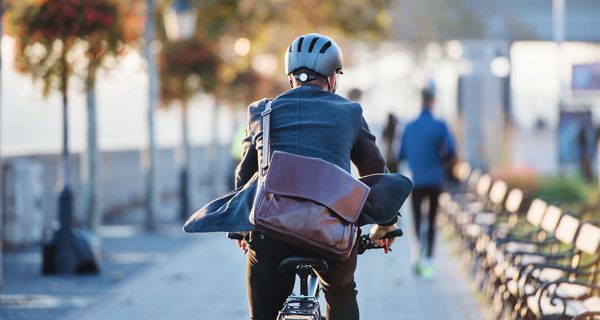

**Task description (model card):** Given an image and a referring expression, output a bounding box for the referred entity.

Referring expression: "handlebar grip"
[227,232,245,240]
[381,229,403,239]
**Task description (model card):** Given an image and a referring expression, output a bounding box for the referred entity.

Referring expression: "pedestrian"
[399,84,456,279]
[184,33,412,320]
[382,113,400,173]
[228,123,247,190]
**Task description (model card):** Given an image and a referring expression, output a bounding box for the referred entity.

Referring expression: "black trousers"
[411,186,441,258]
[246,231,359,320]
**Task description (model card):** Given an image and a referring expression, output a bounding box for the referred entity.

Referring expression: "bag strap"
[260,100,273,176]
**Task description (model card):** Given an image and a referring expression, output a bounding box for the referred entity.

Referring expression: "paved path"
[62,226,488,319]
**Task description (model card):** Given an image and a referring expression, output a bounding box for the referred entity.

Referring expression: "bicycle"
[229,228,403,320]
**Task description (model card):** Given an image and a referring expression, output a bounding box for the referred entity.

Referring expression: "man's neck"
[296,83,330,92]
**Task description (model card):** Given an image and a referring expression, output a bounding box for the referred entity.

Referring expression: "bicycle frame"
[228,229,404,320]
[276,229,404,320]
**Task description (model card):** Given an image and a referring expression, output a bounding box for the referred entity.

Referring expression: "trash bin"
[2,159,45,248]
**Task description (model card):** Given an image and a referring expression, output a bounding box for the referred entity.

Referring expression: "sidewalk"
[0,219,194,320]
[1,217,489,320]
[59,227,488,319]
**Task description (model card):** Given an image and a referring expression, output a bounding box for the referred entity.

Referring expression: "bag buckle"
[261,108,272,117]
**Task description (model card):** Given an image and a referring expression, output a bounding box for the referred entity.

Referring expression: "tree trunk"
[210,98,222,197]
[0,0,4,294]
[85,75,102,232]
[179,99,191,220]
[59,51,73,229]
[143,0,159,231]
[41,43,98,275]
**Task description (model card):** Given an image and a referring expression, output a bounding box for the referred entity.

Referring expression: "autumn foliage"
[7,0,134,95]
[159,39,220,104]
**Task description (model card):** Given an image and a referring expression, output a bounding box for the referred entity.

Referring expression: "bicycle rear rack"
[277,295,321,320]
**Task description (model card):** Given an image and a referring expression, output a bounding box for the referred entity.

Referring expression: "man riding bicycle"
[234,33,401,320]
[184,33,412,320]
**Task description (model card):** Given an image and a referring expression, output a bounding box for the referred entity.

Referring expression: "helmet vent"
[288,45,292,53]
[297,37,304,52]
[319,41,332,53]
[308,37,319,52]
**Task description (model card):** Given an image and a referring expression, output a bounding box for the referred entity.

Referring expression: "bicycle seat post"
[296,265,311,296]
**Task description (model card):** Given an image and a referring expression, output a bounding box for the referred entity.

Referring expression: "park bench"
[471,187,525,290]
[458,180,510,272]
[438,163,600,320]
[501,212,581,318]
[519,222,600,319]
[572,311,600,320]
[484,198,550,280]
[445,167,484,207]
[439,170,487,249]
[446,173,493,245]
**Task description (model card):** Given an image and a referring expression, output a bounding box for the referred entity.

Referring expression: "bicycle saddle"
[278,256,329,274]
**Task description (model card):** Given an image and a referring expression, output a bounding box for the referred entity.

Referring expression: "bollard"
[42,186,99,274]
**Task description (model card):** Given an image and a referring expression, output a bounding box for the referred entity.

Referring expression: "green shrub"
[535,176,591,205]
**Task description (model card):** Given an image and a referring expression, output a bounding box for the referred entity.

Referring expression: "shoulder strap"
[260,100,273,176]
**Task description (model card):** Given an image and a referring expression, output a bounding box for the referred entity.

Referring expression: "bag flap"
[264,151,370,223]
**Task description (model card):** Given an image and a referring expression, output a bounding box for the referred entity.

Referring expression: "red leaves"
[159,39,221,103]
[8,0,130,95]
[16,0,122,39]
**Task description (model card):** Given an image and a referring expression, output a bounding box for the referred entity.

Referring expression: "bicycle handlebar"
[227,228,404,255]
[357,229,403,255]
[227,232,245,241]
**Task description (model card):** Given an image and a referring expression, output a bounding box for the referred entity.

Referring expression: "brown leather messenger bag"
[249,100,370,261]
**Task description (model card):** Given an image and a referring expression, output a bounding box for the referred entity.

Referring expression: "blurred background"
[1,0,600,319]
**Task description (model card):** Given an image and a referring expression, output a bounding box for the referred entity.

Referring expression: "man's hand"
[369,224,398,254]
[236,239,247,251]
[231,232,249,252]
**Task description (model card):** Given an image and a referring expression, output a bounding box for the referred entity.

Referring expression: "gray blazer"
[236,85,386,187]
[184,85,412,233]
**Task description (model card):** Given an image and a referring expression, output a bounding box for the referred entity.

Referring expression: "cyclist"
[234,33,399,320]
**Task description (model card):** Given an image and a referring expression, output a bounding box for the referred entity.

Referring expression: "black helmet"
[285,33,343,77]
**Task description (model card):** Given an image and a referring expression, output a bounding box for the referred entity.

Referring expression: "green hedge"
[535,176,594,206]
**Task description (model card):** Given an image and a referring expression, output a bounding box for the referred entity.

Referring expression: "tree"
[154,0,395,200]
[158,38,220,219]
[143,0,160,230]
[83,0,143,232]
[195,0,395,106]
[8,0,128,273]
[132,0,396,217]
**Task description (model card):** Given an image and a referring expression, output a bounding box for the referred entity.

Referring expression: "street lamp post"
[144,0,160,231]
[0,0,4,292]
[164,0,197,41]
[553,0,566,174]
[164,0,197,221]
[553,0,566,112]
[42,54,99,275]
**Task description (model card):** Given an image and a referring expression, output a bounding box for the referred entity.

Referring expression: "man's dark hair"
[421,89,434,106]
[291,67,328,86]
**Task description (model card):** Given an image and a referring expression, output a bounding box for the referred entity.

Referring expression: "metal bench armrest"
[535,278,599,318]
[508,249,571,265]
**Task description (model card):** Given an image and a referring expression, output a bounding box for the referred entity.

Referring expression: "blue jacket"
[399,110,455,188]
[184,85,413,233]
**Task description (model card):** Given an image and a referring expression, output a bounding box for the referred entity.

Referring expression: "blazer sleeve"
[398,127,408,161]
[234,128,258,189]
[440,122,456,160]
[351,116,389,176]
